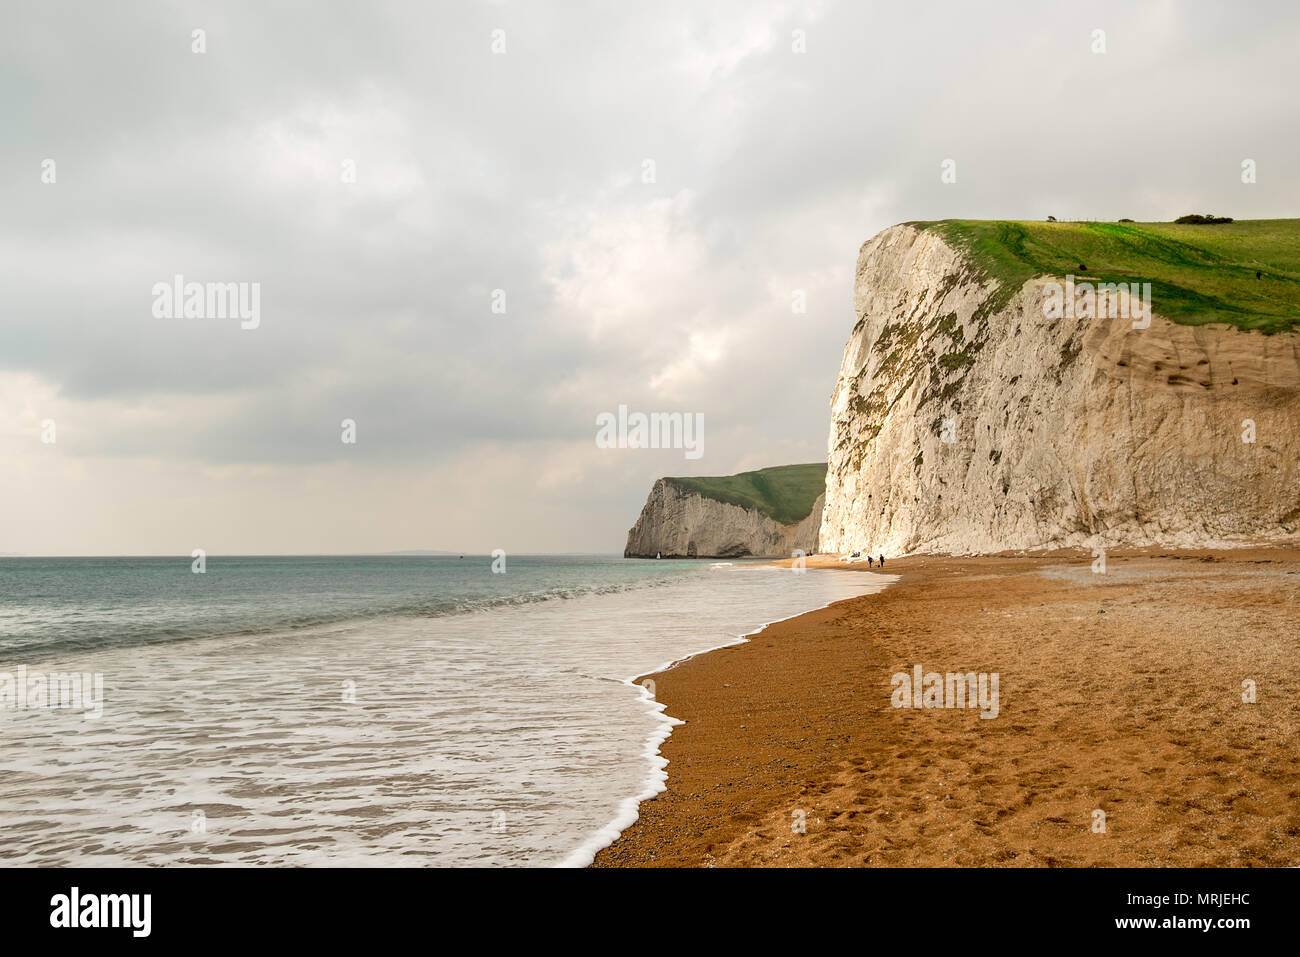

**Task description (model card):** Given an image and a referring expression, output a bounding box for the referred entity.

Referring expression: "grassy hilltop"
[910,218,1300,334]
[667,463,827,526]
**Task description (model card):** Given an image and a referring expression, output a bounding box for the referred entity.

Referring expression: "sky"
[2,0,1298,555]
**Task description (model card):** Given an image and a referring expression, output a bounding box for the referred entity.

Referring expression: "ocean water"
[0,555,889,866]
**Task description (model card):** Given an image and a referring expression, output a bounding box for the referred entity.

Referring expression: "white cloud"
[2,0,1298,553]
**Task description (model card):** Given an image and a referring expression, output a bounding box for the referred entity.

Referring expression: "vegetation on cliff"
[666,463,827,526]
[910,218,1300,333]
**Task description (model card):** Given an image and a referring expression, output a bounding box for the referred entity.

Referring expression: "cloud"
[2,0,1298,553]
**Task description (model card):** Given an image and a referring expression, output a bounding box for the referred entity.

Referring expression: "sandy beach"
[593,549,1300,867]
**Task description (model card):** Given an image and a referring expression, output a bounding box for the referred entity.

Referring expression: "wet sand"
[592,548,1300,867]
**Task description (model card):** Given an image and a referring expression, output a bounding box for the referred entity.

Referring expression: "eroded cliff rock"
[625,479,823,558]
[820,224,1300,554]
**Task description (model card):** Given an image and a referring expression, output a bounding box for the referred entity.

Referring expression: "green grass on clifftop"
[667,463,827,526]
[910,218,1300,333]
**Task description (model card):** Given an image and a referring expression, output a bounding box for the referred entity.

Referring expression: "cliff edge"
[820,220,1300,554]
[625,464,825,558]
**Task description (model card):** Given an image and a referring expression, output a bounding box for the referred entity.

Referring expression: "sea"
[0,555,889,866]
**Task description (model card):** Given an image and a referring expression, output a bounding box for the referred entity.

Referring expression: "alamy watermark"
[152,274,260,329]
[891,664,999,719]
[1043,275,1151,329]
[595,404,704,459]
[50,887,150,937]
[1,666,104,720]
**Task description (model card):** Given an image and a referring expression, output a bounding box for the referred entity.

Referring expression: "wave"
[2,574,689,664]
[558,570,898,867]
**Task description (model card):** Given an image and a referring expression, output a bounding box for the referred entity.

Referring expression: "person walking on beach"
[867,555,874,567]
[879,554,885,568]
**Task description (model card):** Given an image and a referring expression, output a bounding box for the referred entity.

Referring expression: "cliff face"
[820,224,1300,554]
[625,479,823,558]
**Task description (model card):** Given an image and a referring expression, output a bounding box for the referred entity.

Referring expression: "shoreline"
[592,547,1300,867]
[561,565,894,867]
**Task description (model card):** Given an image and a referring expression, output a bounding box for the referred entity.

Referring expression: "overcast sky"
[3,0,1297,555]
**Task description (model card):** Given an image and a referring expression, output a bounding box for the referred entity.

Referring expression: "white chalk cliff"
[625,479,823,558]
[820,224,1300,554]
